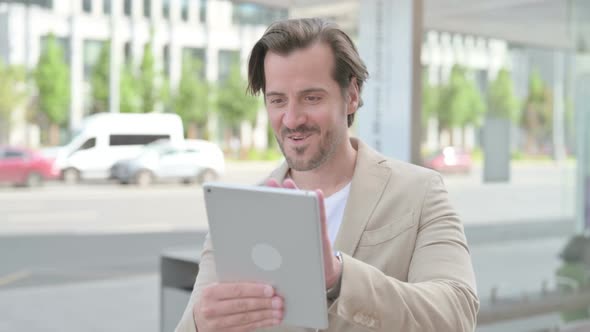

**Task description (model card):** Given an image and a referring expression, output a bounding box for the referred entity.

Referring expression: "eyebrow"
[265,88,328,98]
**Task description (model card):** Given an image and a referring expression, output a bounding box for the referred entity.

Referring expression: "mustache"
[281,125,320,137]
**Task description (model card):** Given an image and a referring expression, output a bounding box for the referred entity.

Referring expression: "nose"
[282,103,307,129]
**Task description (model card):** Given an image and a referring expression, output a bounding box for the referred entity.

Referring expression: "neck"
[289,137,357,197]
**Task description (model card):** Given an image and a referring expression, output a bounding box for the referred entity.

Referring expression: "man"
[176,18,479,332]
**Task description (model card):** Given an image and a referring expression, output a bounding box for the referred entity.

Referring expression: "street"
[0,161,576,234]
[0,161,579,331]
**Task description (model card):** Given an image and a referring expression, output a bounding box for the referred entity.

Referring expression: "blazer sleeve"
[174,234,218,332]
[328,173,479,331]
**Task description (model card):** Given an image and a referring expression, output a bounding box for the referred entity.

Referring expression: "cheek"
[267,112,282,133]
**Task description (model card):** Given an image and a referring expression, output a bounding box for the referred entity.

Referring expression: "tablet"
[203,182,328,329]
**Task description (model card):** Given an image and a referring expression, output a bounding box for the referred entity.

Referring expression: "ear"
[346,77,360,115]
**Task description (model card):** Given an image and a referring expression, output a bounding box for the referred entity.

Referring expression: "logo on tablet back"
[251,243,282,271]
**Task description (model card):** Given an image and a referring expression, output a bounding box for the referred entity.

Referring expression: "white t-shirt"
[324,182,352,246]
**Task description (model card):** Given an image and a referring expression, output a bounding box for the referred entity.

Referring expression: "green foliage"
[488,68,520,121]
[246,148,283,161]
[217,62,260,133]
[120,62,140,113]
[173,59,209,132]
[439,65,486,130]
[90,41,110,113]
[0,60,27,122]
[521,69,553,153]
[139,42,158,113]
[422,70,440,126]
[35,34,70,126]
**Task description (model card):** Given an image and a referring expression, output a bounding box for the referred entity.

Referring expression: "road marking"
[0,270,31,287]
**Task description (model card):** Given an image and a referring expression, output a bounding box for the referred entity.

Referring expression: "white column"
[552,51,566,162]
[358,0,423,163]
[575,59,590,234]
[69,15,84,131]
[109,0,121,113]
[169,23,182,89]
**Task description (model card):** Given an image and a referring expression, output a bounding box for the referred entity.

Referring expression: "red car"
[0,146,59,187]
[423,147,473,174]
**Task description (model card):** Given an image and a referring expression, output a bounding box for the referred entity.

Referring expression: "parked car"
[53,112,185,184]
[0,146,60,187]
[423,146,473,174]
[110,139,225,186]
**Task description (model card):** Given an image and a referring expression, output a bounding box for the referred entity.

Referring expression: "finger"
[212,308,283,329]
[265,178,280,187]
[203,283,274,301]
[282,178,298,189]
[226,317,281,332]
[202,296,283,317]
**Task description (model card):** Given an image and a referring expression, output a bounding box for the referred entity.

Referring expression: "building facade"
[0,0,285,145]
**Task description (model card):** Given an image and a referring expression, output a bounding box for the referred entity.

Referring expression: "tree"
[487,69,519,121]
[521,69,553,154]
[139,42,158,113]
[173,58,209,138]
[217,62,260,142]
[120,61,140,113]
[0,61,27,142]
[90,41,110,113]
[439,65,486,145]
[422,70,440,128]
[35,34,70,145]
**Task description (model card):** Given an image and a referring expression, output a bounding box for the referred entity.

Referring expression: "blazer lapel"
[333,139,391,257]
[266,139,391,257]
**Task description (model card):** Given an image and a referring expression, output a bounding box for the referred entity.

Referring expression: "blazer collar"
[333,138,391,256]
[267,138,391,256]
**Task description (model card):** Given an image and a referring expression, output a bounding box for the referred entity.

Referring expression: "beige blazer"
[175,138,479,332]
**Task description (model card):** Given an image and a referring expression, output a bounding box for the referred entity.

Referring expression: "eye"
[269,98,285,105]
[304,95,322,103]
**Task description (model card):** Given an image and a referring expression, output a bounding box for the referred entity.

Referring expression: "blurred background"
[0,0,589,331]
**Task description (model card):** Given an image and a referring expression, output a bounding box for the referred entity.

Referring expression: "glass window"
[83,40,105,80]
[181,0,189,22]
[103,0,111,15]
[217,50,239,83]
[79,137,96,150]
[3,149,26,159]
[143,0,151,18]
[0,0,51,7]
[182,47,206,79]
[40,35,70,64]
[82,0,92,13]
[124,42,131,62]
[109,134,170,146]
[163,44,170,77]
[123,0,132,16]
[162,0,170,19]
[199,0,206,23]
[232,3,288,26]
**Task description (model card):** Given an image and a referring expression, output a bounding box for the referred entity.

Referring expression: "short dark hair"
[247,18,368,127]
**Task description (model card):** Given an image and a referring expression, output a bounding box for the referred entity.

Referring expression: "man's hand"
[193,282,283,332]
[265,179,343,290]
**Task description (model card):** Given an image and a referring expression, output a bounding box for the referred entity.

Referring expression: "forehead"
[263,42,337,92]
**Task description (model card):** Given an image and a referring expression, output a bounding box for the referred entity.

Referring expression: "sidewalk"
[0,236,572,332]
[0,275,159,332]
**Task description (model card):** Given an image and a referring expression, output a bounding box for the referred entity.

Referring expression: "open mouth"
[287,134,311,143]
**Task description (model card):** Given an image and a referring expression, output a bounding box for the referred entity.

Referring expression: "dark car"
[423,146,473,174]
[0,146,60,187]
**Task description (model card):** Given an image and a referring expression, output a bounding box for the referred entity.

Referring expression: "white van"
[54,112,184,183]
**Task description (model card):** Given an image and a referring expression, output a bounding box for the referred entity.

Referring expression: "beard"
[276,124,343,172]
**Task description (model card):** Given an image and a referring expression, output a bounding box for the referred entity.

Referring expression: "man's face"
[263,42,357,171]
